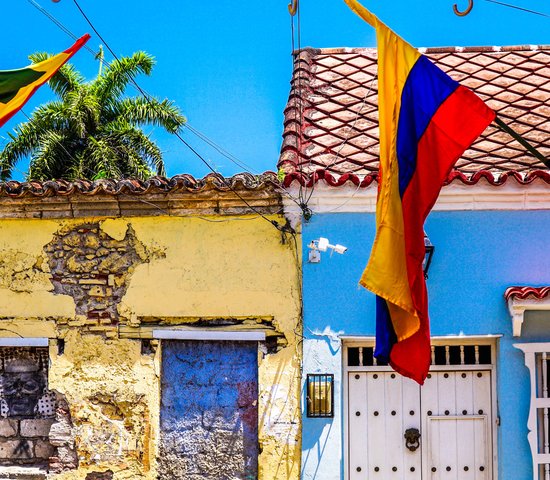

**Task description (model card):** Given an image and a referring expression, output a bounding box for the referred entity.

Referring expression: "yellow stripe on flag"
[0,34,90,127]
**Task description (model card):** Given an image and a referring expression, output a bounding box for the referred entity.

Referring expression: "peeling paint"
[0,215,301,479]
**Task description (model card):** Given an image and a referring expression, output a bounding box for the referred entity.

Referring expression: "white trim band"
[0,338,49,347]
[283,181,550,214]
[152,329,266,341]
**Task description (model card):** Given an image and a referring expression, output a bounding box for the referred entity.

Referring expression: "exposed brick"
[0,419,18,437]
[79,279,107,285]
[20,419,54,438]
[88,286,106,297]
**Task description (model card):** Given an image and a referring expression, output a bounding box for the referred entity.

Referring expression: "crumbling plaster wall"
[0,215,301,480]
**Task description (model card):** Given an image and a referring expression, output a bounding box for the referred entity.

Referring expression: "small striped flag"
[0,34,90,127]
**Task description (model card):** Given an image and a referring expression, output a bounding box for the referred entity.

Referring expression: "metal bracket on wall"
[453,0,474,16]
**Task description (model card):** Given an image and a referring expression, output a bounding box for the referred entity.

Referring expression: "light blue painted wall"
[301,210,550,480]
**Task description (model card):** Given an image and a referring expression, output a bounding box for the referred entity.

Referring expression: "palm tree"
[0,51,185,181]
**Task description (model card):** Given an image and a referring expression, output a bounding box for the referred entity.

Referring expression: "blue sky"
[2,0,549,180]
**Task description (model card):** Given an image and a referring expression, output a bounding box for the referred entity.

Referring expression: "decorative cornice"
[506,287,550,337]
[282,180,550,215]
[505,286,550,301]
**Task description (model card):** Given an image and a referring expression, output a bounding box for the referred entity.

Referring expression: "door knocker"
[404,428,421,452]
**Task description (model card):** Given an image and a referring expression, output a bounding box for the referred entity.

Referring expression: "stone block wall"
[0,347,76,472]
[0,214,302,479]
[0,419,55,465]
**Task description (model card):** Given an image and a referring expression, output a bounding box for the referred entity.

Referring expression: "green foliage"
[0,51,186,181]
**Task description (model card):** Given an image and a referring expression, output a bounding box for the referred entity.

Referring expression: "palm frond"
[85,136,123,180]
[93,52,155,105]
[0,120,45,180]
[111,96,186,133]
[27,131,73,180]
[64,89,100,138]
[100,122,161,178]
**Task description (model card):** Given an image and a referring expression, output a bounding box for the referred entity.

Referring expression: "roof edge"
[282,169,550,188]
[292,44,550,56]
[0,172,280,198]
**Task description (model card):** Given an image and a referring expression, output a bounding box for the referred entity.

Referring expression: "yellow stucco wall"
[0,215,301,479]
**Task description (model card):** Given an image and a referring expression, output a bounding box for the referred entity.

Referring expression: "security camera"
[332,244,347,254]
[317,237,329,252]
[307,237,347,262]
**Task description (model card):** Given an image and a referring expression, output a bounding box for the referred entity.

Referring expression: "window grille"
[306,374,334,418]
[347,344,492,367]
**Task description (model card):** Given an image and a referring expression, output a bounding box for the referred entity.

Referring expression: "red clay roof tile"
[505,286,550,301]
[0,173,279,198]
[279,46,550,186]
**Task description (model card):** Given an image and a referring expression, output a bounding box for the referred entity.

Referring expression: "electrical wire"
[185,124,258,174]
[20,0,297,234]
[483,0,550,18]
[26,0,100,58]
[70,0,297,233]
[25,0,304,211]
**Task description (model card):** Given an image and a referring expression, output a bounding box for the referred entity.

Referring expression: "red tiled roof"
[0,172,279,198]
[279,46,550,186]
[505,286,550,301]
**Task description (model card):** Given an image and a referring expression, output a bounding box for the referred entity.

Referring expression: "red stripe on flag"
[389,86,495,384]
[63,34,91,55]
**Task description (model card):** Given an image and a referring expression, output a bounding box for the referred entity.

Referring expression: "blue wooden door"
[159,340,258,479]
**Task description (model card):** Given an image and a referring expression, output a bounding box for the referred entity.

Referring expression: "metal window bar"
[306,374,334,418]
[349,345,492,367]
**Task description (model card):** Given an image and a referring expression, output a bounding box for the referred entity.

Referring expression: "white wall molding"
[152,329,266,341]
[283,180,550,214]
[0,338,49,347]
[507,297,550,337]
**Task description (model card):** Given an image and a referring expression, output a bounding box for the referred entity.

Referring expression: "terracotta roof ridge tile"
[505,286,550,301]
[282,169,550,187]
[0,172,280,198]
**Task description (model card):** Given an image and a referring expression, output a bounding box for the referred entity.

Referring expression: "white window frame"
[342,335,499,480]
[514,342,550,480]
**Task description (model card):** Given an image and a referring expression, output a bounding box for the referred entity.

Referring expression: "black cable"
[483,0,550,18]
[68,0,295,234]
[26,0,304,220]
[494,116,549,168]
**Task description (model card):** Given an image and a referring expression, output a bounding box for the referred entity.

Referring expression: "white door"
[348,350,494,479]
[349,372,421,479]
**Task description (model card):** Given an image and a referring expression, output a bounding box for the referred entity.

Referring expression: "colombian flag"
[0,34,90,128]
[345,0,495,384]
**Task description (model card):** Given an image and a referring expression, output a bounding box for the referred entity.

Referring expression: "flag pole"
[494,116,550,168]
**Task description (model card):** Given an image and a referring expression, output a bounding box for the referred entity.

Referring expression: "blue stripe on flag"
[396,55,459,197]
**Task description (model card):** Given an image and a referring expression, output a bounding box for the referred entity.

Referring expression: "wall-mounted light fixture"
[306,374,334,417]
[308,237,347,263]
[423,233,435,279]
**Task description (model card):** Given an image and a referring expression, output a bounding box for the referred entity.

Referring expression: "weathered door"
[160,340,258,480]
[348,362,493,479]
